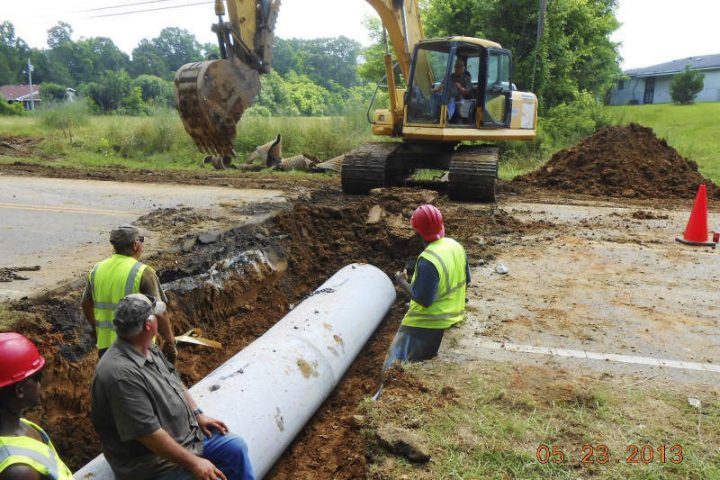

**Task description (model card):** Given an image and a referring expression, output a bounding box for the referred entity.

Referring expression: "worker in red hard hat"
[382,204,470,370]
[0,333,74,479]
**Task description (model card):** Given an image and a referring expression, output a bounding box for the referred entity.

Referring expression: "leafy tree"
[130,39,171,78]
[357,18,388,84]
[47,22,73,49]
[132,75,175,107]
[83,70,133,112]
[0,21,30,84]
[119,86,147,116]
[130,28,203,79]
[150,27,203,73]
[670,66,704,104]
[422,0,621,110]
[272,36,361,90]
[41,82,68,102]
[81,37,129,75]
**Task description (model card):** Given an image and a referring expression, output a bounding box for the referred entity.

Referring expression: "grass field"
[0,107,374,172]
[606,103,720,182]
[2,102,718,182]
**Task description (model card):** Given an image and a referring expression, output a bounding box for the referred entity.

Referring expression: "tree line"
[1,0,624,117]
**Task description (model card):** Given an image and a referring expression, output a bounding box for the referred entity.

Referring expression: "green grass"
[4,103,718,183]
[606,103,720,182]
[0,107,375,172]
[364,362,720,479]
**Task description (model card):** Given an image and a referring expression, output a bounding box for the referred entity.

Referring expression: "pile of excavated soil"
[0,135,39,157]
[517,123,720,199]
[5,186,552,477]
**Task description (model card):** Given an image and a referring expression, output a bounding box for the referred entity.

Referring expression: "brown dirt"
[0,135,39,157]
[0,179,550,477]
[516,123,720,199]
[0,265,41,283]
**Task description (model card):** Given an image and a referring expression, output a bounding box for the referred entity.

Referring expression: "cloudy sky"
[3,0,718,70]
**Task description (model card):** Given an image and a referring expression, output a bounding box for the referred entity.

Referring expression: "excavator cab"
[405,39,517,130]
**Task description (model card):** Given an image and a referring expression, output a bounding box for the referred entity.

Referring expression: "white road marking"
[475,340,720,373]
[0,202,139,217]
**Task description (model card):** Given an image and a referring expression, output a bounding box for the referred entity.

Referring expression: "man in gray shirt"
[91,294,255,480]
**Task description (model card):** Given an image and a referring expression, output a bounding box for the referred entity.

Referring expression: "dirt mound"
[517,123,719,199]
[0,135,39,157]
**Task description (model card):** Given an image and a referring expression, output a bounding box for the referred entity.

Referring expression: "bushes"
[40,100,89,143]
[102,108,187,157]
[540,91,612,150]
[41,83,68,102]
[0,99,24,116]
[671,66,704,105]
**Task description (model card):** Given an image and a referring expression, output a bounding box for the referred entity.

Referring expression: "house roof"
[625,53,720,78]
[0,84,41,101]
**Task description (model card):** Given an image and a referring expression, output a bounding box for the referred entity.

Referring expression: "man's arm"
[136,428,226,480]
[0,465,43,480]
[183,388,228,437]
[81,281,97,340]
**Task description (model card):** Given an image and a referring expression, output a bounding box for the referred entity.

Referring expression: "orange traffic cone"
[676,184,716,247]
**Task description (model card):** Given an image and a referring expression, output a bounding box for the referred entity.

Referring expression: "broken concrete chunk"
[198,231,222,245]
[181,237,197,252]
[495,264,508,275]
[366,205,384,224]
[376,424,431,463]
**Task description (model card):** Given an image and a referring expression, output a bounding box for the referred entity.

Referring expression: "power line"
[76,0,184,14]
[85,1,213,19]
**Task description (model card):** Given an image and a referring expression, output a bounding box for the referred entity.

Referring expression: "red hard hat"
[411,204,445,241]
[0,333,46,389]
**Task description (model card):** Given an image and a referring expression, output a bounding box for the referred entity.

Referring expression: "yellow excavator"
[175,0,537,201]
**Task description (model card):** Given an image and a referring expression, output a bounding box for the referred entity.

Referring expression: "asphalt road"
[0,174,284,300]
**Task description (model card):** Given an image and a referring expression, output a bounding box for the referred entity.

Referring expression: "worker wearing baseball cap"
[0,333,74,479]
[383,204,470,370]
[81,224,177,362]
[91,294,254,480]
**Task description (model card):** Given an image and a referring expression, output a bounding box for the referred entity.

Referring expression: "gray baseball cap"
[110,225,141,247]
[113,293,166,337]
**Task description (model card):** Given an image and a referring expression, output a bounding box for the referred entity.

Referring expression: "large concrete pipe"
[75,263,396,479]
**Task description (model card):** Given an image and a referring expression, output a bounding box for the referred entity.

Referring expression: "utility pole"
[26,58,34,111]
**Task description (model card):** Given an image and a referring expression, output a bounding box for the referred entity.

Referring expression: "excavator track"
[341,143,400,194]
[448,146,498,202]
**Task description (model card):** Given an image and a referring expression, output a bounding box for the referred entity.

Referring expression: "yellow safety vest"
[89,254,147,349]
[402,237,467,329]
[0,418,74,480]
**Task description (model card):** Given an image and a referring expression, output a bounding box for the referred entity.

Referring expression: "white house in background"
[608,53,720,105]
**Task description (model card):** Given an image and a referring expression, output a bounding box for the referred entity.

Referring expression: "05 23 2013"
[535,443,684,465]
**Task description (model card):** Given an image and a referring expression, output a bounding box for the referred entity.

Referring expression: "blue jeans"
[156,431,255,480]
[382,325,446,371]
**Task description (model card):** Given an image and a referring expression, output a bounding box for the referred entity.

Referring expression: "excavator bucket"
[175,58,261,158]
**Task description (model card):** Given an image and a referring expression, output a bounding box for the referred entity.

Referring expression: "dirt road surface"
[446,199,720,385]
[0,174,286,299]
[1,164,718,478]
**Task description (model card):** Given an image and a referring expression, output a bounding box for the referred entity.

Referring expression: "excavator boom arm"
[175,0,424,157]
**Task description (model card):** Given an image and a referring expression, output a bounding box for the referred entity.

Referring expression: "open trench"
[6,187,545,478]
